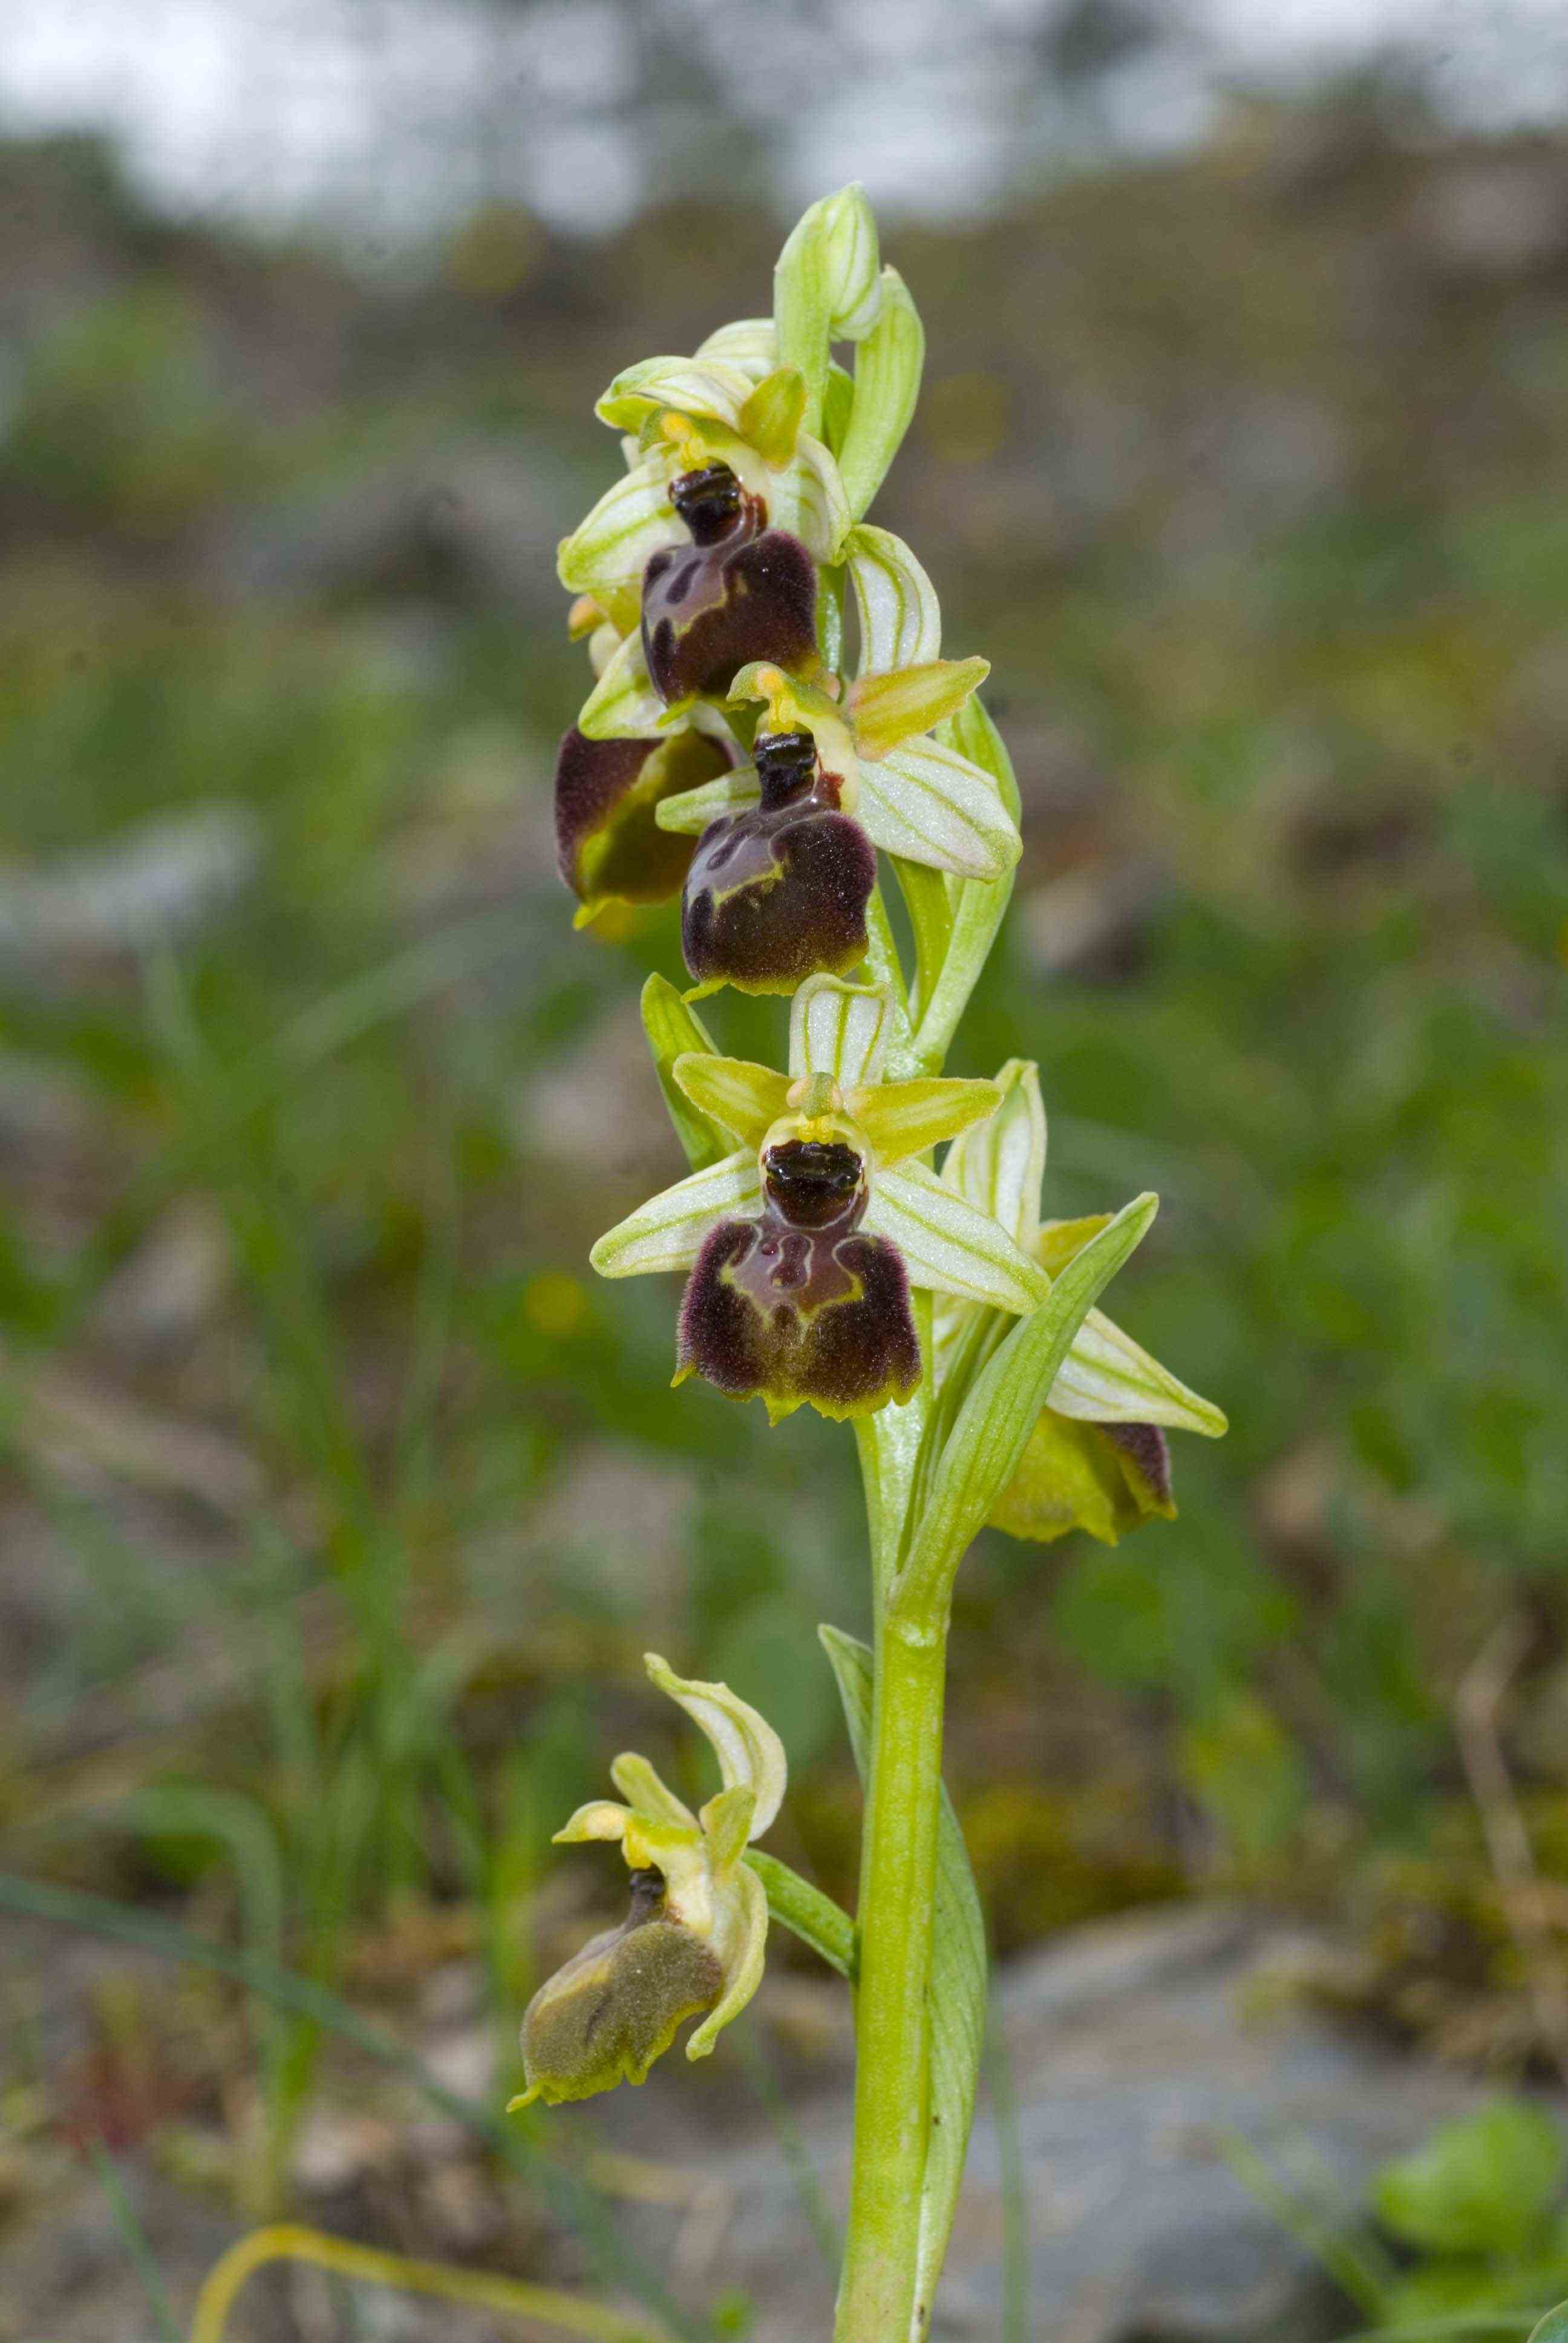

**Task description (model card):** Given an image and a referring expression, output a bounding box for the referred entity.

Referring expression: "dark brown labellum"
[681,730,874,994]
[554,723,731,914]
[642,465,817,703]
[676,1211,920,1421]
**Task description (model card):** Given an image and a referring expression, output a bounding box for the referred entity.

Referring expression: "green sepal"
[640,975,729,1173]
[1529,2302,1568,2343]
[819,1625,985,2341]
[845,523,942,674]
[694,317,778,380]
[645,1650,788,1838]
[837,266,925,521]
[557,457,676,595]
[595,353,753,435]
[655,764,759,836]
[577,628,668,741]
[791,973,892,1089]
[687,1860,768,2060]
[857,730,1020,882]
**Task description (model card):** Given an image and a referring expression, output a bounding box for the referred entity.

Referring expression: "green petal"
[852,1076,1002,1167]
[644,1651,788,1838]
[858,735,1020,882]
[609,1751,698,1830]
[739,365,806,467]
[789,974,892,1090]
[1038,1213,1112,1272]
[845,523,942,675]
[673,1052,791,1147]
[590,1149,762,1279]
[864,1160,1046,1314]
[849,657,988,759]
[940,1059,1045,1251]
[552,1800,632,1845]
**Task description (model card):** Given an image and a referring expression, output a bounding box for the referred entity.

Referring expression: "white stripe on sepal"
[864,1159,1047,1314]
[589,1149,762,1278]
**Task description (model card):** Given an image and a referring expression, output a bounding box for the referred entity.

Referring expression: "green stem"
[835,1605,949,2342]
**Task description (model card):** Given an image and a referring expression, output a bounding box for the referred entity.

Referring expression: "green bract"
[933,1059,1226,1544]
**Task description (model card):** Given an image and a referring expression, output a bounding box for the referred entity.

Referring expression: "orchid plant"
[523,185,1226,2341]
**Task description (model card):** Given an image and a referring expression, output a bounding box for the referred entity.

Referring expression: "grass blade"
[83,2137,180,2343]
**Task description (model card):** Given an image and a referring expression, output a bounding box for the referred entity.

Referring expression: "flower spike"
[514,1657,783,2107]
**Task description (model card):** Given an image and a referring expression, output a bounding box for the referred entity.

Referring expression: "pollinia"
[526,185,1227,2341]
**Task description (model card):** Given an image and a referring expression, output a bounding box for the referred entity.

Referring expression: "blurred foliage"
[1240,2098,1568,2335]
[1,98,1566,2094]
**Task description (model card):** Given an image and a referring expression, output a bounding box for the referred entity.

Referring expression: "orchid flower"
[592,976,1049,1421]
[650,528,1019,992]
[515,1655,785,2106]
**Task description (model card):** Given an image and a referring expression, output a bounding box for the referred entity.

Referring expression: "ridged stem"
[834,1596,949,2342]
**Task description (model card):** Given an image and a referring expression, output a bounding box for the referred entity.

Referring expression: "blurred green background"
[2,1,1568,2328]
